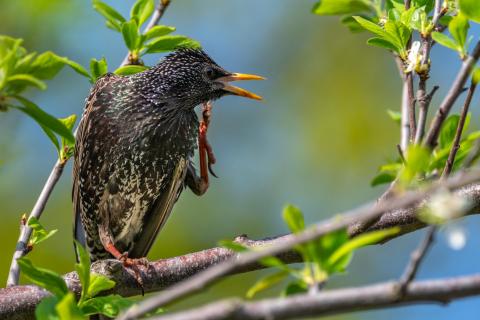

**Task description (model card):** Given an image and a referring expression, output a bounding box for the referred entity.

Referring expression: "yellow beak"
[217,73,265,100]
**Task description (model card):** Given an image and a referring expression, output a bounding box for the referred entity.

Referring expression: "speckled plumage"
[73,49,232,261]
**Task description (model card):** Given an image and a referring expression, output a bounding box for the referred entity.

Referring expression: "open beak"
[217,73,265,100]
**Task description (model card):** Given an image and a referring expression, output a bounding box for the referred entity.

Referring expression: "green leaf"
[258,256,295,273]
[29,52,65,80]
[90,57,108,80]
[353,16,388,37]
[122,20,141,51]
[384,20,411,52]
[316,228,349,264]
[131,0,154,26]
[387,109,401,124]
[432,32,459,51]
[12,96,75,145]
[400,145,431,182]
[473,67,480,84]
[412,0,435,13]
[370,172,396,186]
[80,295,134,317]
[114,65,149,76]
[92,0,126,32]
[28,217,57,246]
[40,125,60,152]
[439,114,460,148]
[18,258,68,298]
[282,204,305,233]
[59,114,77,161]
[218,240,248,252]
[55,293,84,320]
[6,74,47,92]
[367,37,398,51]
[327,227,401,272]
[74,241,91,303]
[459,0,480,23]
[312,0,371,15]
[144,35,201,54]
[246,271,289,299]
[61,58,91,80]
[35,296,60,320]
[143,25,176,41]
[282,280,308,296]
[449,14,470,56]
[87,274,116,297]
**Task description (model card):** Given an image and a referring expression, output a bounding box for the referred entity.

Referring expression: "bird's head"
[147,48,264,107]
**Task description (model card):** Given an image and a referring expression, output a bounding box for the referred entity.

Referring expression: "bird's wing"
[72,73,120,258]
[129,157,188,258]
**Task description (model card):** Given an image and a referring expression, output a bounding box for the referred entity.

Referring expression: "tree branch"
[424,41,480,149]
[5,0,172,288]
[150,274,480,320]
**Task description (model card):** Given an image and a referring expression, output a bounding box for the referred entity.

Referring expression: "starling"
[73,49,263,263]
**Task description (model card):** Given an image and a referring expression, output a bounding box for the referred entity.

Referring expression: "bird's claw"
[118,252,149,295]
[199,101,218,180]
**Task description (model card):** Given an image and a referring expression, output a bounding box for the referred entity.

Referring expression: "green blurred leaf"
[143,26,176,41]
[387,109,401,124]
[18,258,68,298]
[432,32,459,51]
[55,293,84,320]
[87,274,116,298]
[131,0,154,26]
[246,271,289,299]
[473,67,480,84]
[144,35,201,54]
[449,14,470,56]
[29,52,65,80]
[59,114,77,161]
[384,20,411,53]
[367,37,398,51]
[62,58,91,80]
[80,295,134,317]
[327,227,401,272]
[122,20,141,51]
[316,228,349,265]
[459,0,480,23]
[114,65,149,76]
[6,74,46,93]
[90,57,108,80]
[282,280,308,296]
[12,96,75,145]
[258,256,295,273]
[35,296,60,320]
[412,0,435,13]
[92,0,126,32]
[439,114,460,148]
[218,240,248,252]
[282,204,305,233]
[74,241,91,303]
[370,172,396,186]
[400,145,431,182]
[28,216,57,246]
[312,0,371,15]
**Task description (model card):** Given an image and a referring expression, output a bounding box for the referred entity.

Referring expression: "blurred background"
[1,1,480,319]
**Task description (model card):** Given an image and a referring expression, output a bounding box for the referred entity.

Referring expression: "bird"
[72,48,263,265]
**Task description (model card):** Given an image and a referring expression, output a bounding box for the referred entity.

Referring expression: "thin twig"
[463,138,480,168]
[116,170,480,320]
[150,274,480,320]
[6,160,65,287]
[424,41,480,149]
[442,82,477,177]
[398,226,436,294]
[415,85,439,144]
[5,0,172,288]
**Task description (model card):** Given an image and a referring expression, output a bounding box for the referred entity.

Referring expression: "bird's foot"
[118,252,149,296]
[199,102,217,179]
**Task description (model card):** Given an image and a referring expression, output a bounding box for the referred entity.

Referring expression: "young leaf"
[55,293,84,320]
[59,114,77,161]
[90,57,108,80]
[28,217,58,246]
[35,296,60,320]
[92,0,126,32]
[122,20,141,51]
[370,172,396,186]
[12,96,75,144]
[6,74,46,91]
[400,145,431,182]
[87,274,116,298]
[282,204,305,233]
[143,25,176,41]
[282,280,309,296]
[449,14,470,57]
[473,67,480,85]
[459,0,480,23]
[18,258,69,298]
[131,0,155,26]
[439,115,460,148]
[80,295,134,317]
[432,32,459,51]
[61,58,91,80]
[366,37,398,52]
[144,35,201,54]
[384,20,411,53]
[246,271,289,299]
[74,240,91,303]
[218,239,249,252]
[29,52,65,80]
[387,109,401,124]
[326,227,401,272]
[114,65,149,76]
[312,0,372,15]
[353,16,388,37]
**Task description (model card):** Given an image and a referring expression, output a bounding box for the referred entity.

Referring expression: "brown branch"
[442,82,477,177]
[415,85,439,144]
[424,41,480,149]
[116,170,480,320]
[5,0,173,288]
[150,274,480,320]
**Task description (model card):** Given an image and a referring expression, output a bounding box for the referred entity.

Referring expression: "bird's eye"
[205,67,215,79]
